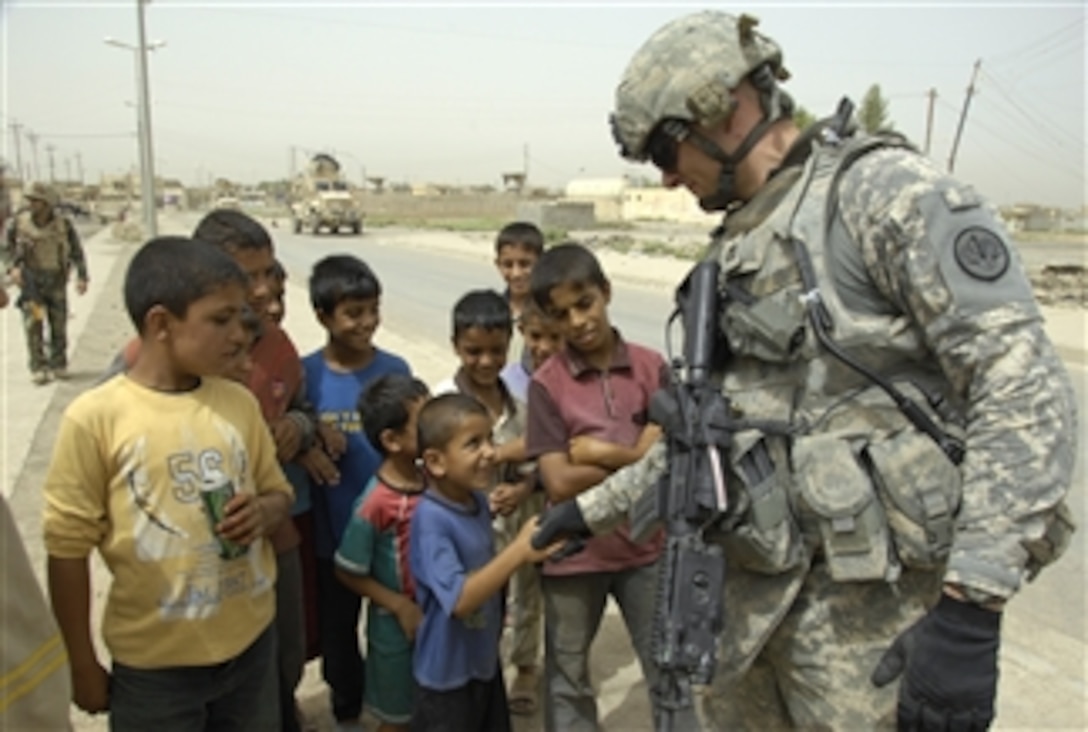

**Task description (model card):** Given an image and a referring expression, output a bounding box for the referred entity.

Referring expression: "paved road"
[267,224,1086,730]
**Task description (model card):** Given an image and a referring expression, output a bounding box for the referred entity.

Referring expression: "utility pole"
[948,59,981,174]
[523,143,529,187]
[289,145,296,179]
[46,144,56,182]
[136,0,158,236]
[924,88,937,157]
[27,131,40,181]
[75,153,84,183]
[9,120,25,183]
[65,157,73,184]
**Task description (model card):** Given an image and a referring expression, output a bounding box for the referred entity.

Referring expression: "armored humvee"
[290,154,363,235]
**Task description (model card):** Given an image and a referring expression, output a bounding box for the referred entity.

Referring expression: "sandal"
[508,669,540,716]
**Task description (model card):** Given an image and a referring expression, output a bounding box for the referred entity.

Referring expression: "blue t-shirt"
[410,488,501,691]
[303,348,411,558]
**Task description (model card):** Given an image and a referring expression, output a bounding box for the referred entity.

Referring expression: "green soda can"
[201,479,249,560]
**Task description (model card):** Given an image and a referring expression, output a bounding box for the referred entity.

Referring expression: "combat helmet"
[611,11,793,209]
[24,182,57,207]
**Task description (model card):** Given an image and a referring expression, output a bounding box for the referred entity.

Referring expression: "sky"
[1,1,1085,208]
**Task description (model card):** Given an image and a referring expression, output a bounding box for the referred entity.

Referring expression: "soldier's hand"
[76,277,88,295]
[8,267,22,288]
[871,594,1001,731]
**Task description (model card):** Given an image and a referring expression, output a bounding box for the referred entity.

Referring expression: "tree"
[858,84,893,133]
[793,105,817,131]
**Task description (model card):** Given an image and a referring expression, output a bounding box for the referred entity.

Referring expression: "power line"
[937,98,1085,184]
[978,69,1082,151]
[988,16,1085,66]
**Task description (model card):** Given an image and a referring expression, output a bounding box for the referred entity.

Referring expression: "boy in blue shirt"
[409,393,562,732]
[302,254,411,729]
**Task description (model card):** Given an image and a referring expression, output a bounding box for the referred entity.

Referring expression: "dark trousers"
[20,269,68,372]
[109,623,279,732]
[410,670,510,732]
[316,557,364,721]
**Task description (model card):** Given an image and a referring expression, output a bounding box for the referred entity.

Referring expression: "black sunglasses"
[646,120,691,173]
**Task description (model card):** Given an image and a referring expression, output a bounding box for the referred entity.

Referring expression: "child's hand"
[299,446,341,486]
[270,416,302,462]
[393,597,423,642]
[568,435,613,467]
[218,493,270,545]
[489,481,531,516]
[71,658,110,714]
[514,516,567,563]
[317,422,347,460]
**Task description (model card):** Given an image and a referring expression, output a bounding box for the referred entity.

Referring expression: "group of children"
[40,211,679,732]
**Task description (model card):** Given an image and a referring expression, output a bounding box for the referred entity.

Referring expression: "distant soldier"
[4,182,89,384]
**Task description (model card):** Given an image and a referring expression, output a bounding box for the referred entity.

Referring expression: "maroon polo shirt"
[526,331,665,576]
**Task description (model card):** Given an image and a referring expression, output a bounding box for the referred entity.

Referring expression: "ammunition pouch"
[716,436,803,575]
[795,435,895,582]
[720,287,806,364]
[864,428,961,571]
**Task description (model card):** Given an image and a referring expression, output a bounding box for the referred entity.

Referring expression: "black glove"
[871,593,1001,731]
[532,500,590,560]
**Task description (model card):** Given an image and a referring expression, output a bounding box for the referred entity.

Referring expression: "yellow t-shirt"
[43,375,293,668]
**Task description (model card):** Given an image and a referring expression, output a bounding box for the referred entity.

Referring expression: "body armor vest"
[13,210,69,272]
[711,134,963,584]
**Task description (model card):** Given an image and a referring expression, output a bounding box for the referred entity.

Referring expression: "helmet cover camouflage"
[611,11,788,161]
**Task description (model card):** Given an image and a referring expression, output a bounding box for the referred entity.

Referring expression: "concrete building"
[563,176,719,226]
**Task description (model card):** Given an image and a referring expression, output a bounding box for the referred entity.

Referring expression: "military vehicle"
[290,153,363,235]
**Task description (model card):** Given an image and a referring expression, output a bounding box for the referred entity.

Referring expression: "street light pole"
[105,2,163,237]
[135,0,157,237]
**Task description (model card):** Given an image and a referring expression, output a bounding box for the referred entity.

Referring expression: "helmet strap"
[693,69,794,211]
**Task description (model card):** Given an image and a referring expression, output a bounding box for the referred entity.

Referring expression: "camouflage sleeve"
[575,439,667,533]
[837,147,1077,601]
[65,219,88,280]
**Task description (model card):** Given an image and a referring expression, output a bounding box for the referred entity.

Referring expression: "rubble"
[1031,264,1086,309]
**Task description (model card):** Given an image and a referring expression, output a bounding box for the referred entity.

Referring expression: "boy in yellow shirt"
[43,237,293,730]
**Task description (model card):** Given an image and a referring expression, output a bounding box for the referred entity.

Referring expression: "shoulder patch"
[953,227,1009,281]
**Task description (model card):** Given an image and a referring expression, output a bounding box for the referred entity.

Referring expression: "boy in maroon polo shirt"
[525,243,695,732]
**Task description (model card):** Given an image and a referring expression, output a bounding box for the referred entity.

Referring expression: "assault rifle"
[9,236,45,323]
[631,259,733,732]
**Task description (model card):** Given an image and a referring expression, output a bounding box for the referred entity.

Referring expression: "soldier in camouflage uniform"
[4,182,89,385]
[535,11,1077,730]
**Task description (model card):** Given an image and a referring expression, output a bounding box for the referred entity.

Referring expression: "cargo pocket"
[864,429,961,571]
[796,435,893,583]
[720,438,802,575]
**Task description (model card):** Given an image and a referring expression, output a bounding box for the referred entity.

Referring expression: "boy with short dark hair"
[335,373,430,732]
[409,393,562,732]
[303,254,411,728]
[105,213,316,731]
[494,221,544,325]
[44,237,293,730]
[194,211,315,732]
[499,298,564,403]
[434,289,544,713]
[494,221,545,370]
[526,242,691,732]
